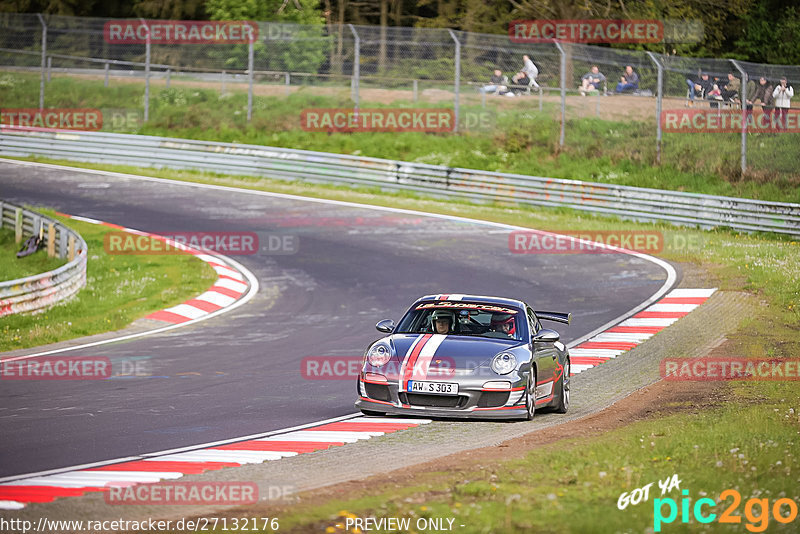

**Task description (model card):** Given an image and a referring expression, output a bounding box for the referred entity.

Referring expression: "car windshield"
[395,302,524,341]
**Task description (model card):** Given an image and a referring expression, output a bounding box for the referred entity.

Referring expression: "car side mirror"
[533,328,560,343]
[376,319,395,334]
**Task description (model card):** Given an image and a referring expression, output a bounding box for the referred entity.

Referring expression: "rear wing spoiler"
[535,311,572,325]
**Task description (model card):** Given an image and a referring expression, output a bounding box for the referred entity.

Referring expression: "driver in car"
[431,310,455,334]
[490,314,516,337]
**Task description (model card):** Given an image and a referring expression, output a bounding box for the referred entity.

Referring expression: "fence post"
[646,52,664,165]
[447,29,461,133]
[46,55,52,82]
[15,208,23,243]
[36,14,47,109]
[221,70,226,95]
[285,72,290,96]
[731,60,748,175]
[413,79,418,103]
[104,62,110,87]
[247,40,254,121]
[348,24,360,112]
[166,67,171,88]
[140,18,151,122]
[554,41,566,148]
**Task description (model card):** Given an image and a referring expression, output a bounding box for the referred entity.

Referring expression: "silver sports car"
[355,294,571,420]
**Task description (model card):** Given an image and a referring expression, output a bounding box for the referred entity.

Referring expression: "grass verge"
[2,71,798,201]
[0,226,66,281]
[0,209,217,352]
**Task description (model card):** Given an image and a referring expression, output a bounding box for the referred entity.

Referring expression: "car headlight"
[367,342,393,367]
[491,352,517,375]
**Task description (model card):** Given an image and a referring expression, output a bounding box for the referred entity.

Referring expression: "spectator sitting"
[685,71,711,106]
[746,76,774,119]
[615,65,639,93]
[510,71,531,95]
[719,73,740,102]
[522,54,540,88]
[772,76,794,130]
[480,69,509,95]
[580,65,606,96]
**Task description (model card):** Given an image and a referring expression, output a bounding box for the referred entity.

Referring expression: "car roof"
[415,294,527,310]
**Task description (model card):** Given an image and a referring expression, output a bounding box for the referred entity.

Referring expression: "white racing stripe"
[413,334,447,381]
[194,291,236,307]
[667,288,717,298]
[347,417,432,424]
[569,348,625,358]
[147,451,295,463]
[617,317,680,327]
[645,303,699,313]
[590,332,656,343]
[214,277,248,293]
[2,471,183,487]
[162,304,207,320]
[571,364,596,374]
[212,265,245,281]
[0,501,25,510]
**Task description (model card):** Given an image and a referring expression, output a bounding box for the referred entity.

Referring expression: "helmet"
[490,314,516,335]
[430,309,455,331]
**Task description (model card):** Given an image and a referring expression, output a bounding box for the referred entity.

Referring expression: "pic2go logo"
[654,489,798,532]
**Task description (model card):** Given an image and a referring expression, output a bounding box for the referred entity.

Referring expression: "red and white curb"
[569,288,717,375]
[0,416,429,510]
[55,213,252,325]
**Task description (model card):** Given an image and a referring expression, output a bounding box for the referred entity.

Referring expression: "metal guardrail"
[0,200,88,317]
[1,127,799,237]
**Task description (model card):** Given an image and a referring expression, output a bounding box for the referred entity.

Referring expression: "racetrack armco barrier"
[0,200,87,317]
[1,128,798,237]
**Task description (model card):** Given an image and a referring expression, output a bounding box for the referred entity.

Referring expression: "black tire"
[554,359,570,414]
[524,367,537,421]
[360,409,384,417]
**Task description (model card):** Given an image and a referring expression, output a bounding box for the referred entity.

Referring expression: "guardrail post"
[646,52,664,165]
[731,59,748,175]
[413,79,418,103]
[285,72,290,96]
[15,208,23,243]
[37,14,47,109]
[165,67,171,88]
[59,227,67,258]
[247,40,254,121]
[46,56,52,82]
[140,18,151,122]
[447,29,461,133]
[104,62,110,87]
[221,70,226,95]
[0,201,4,229]
[554,41,566,148]
[68,234,76,261]
[348,24,360,112]
[47,222,56,257]
[539,87,543,112]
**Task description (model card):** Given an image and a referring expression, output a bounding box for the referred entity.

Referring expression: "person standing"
[522,54,539,88]
[772,76,794,130]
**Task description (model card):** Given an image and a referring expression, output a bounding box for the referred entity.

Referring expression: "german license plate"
[407,380,458,395]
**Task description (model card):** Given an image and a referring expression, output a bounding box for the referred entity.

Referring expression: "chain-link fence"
[1,13,798,175]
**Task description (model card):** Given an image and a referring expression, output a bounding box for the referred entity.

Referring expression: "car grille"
[477,391,510,408]
[402,393,465,408]
[364,382,391,402]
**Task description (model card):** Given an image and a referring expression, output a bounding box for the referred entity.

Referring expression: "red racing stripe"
[208,285,243,298]
[606,326,665,334]
[0,486,108,503]
[183,299,222,313]
[402,334,432,390]
[634,311,688,319]
[577,341,639,350]
[145,310,192,323]
[87,460,238,473]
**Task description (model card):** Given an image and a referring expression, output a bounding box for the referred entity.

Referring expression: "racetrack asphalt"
[0,160,674,478]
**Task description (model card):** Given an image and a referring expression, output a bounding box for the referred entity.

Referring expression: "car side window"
[527,307,540,335]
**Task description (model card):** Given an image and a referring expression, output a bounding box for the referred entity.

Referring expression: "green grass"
[0,226,67,281]
[0,210,217,352]
[2,71,798,202]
